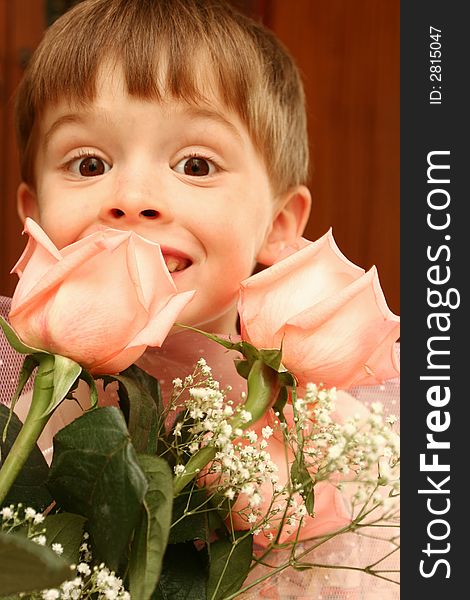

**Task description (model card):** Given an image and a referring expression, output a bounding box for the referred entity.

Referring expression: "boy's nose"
[108,207,160,220]
[99,183,174,226]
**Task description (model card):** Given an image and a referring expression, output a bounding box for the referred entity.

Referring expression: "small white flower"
[261,426,273,439]
[371,402,384,414]
[247,512,257,523]
[172,377,183,388]
[174,464,186,475]
[327,444,344,460]
[249,493,262,508]
[240,410,252,424]
[189,442,199,454]
[34,512,45,525]
[77,562,91,576]
[52,543,64,556]
[245,430,257,443]
[33,535,47,546]
[225,488,235,500]
[1,507,13,520]
[343,422,357,436]
[25,507,37,520]
[42,589,60,600]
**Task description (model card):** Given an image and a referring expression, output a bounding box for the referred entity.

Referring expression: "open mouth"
[163,254,192,274]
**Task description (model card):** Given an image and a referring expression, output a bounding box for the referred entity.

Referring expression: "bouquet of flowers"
[0,219,400,599]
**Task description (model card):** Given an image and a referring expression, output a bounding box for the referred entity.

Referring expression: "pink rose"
[9,218,195,374]
[238,230,400,389]
[201,406,350,548]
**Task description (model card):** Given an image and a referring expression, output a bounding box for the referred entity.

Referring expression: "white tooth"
[166,257,181,273]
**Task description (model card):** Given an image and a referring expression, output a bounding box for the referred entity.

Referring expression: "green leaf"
[0,405,52,511]
[258,348,284,372]
[290,456,315,516]
[1,355,38,446]
[272,385,288,424]
[39,355,82,417]
[78,368,99,409]
[169,487,210,544]
[104,364,165,454]
[43,512,87,565]
[206,533,253,600]
[234,359,251,380]
[0,317,44,355]
[47,406,148,571]
[0,532,71,596]
[175,324,244,354]
[128,455,173,600]
[153,542,208,600]
[6,355,39,416]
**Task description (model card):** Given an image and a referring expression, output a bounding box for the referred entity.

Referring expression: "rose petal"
[128,290,196,348]
[281,268,399,388]
[239,230,364,349]
[10,219,63,309]
[9,233,120,319]
[88,344,148,375]
[127,232,179,312]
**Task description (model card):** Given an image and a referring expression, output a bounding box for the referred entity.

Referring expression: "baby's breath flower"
[25,507,37,520]
[174,464,186,475]
[239,410,252,423]
[34,513,45,525]
[33,535,47,546]
[77,563,91,576]
[247,512,257,523]
[261,426,273,439]
[42,589,60,600]
[1,506,13,520]
[52,543,64,556]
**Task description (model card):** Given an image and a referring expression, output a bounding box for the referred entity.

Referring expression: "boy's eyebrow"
[43,112,113,149]
[182,106,243,141]
[42,106,242,147]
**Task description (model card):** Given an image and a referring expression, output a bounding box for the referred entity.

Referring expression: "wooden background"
[0,0,399,313]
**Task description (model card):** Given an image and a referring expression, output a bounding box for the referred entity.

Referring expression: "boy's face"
[18,66,290,334]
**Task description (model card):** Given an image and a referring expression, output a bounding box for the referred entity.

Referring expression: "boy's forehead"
[43,61,240,124]
[40,61,244,138]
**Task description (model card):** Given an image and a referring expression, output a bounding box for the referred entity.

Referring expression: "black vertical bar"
[401,1,467,597]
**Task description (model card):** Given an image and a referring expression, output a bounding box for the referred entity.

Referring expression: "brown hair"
[15,0,309,195]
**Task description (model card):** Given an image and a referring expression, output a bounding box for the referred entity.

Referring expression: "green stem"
[0,354,55,504]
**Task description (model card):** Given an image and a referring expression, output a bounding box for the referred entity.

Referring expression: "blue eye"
[69,155,111,177]
[174,156,216,176]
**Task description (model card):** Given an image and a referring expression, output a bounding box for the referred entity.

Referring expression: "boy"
[5,0,312,463]
[14,0,312,338]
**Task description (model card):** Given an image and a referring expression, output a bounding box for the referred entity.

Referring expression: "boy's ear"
[17,182,39,223]
[257,185,311,266]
